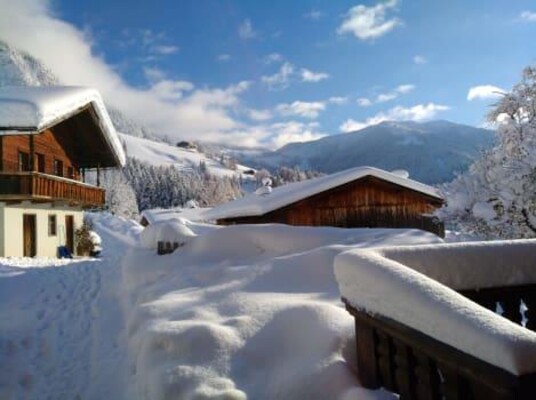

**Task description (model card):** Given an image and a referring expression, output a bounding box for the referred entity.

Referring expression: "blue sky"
[1,0,535,148]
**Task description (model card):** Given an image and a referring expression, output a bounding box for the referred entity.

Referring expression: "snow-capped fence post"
[157,241,179,255]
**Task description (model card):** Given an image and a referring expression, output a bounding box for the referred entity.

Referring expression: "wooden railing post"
[355,319,381,389]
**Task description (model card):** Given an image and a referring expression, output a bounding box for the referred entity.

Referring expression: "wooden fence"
[343,283,536,399]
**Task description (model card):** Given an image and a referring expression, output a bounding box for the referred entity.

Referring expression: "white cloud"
[357,84,415,106]
[143,67,195,100]
[396,84,415,94]
[261,62,295,90]
[238,18,257,39]
[304,9,323,20]
[137,29,179,57]
[149,80,195,101]
[300,68,330,82]
[340,116,385,132]
[248,108,273,121]
[376,83,415,102]
[263,53,283,64]
[224,120,325,149]
[0,0,261,143]
[413,55,427,64]
[520,11,536,22]
[151,45,179,55]
[328,96,348,105]
[386,103,449,120]
[276,101,326,119]
[143,66,166,82]
[357,97,373,107]
[467,85,506,101]
[217,54,231,62]
[376,92,397,103]
[337,0,401,41]
[340,102,450,132]
[269,121,326,148]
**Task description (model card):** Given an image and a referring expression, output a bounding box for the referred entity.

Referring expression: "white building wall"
[0,202,83,257]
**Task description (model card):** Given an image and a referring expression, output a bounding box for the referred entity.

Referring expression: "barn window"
[54,159,64,177]
[35,153,45,173]
[48,215,57,236]
[18,151,30,172]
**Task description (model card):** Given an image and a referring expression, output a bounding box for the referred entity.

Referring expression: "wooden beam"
[29,135,35,171]
[0,136,3,171]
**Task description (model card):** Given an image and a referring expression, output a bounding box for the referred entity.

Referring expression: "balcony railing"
[336,240,536,400]
[0,172,105,208]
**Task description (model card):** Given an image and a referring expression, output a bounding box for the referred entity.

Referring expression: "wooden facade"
[218,176,444,237]
[0,105,117,208]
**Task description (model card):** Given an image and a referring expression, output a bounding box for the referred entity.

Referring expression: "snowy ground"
[0,214,442,400]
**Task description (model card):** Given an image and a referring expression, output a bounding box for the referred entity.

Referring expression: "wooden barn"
[0,86,125,257]
[204,167,445,237]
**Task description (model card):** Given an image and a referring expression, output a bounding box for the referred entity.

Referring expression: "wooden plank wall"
[1,130,80,180]
[219,176,444,234]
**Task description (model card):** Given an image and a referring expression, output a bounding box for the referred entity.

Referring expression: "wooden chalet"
[0,86,125,257]
[204,167,445,237]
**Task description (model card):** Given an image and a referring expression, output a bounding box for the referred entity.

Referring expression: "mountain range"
[230,120,494,184]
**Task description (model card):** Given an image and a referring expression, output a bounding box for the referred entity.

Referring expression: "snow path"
[0,214,140,400]
[1,215,440,400]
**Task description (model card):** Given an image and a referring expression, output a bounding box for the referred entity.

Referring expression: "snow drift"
[122,224,441,399]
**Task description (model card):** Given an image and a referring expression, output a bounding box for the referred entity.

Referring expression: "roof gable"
[0,86,125,167]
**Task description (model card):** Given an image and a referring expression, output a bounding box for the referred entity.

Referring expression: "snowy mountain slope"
[121,133,252,178]
[232,120,495,184]
[0,41,59,87]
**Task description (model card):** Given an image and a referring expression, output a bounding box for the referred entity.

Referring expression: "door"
[23,214,37,257]
[65,215,74,254]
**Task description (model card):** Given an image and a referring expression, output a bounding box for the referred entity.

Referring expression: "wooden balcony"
[0,172,105,208]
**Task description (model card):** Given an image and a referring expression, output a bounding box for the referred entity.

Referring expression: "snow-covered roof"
[0,86,125,166]
[203,166,443,220]
[140,208,183,225]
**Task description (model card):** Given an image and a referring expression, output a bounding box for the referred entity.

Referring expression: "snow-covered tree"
[123,158,241,211]
[440,66,536,238]
[101,169,139,219]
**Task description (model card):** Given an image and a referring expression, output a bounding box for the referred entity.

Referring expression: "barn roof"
[203,166,443,221]
[0,86,125,167]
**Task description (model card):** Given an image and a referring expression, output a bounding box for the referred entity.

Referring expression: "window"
[67,166,74,179]
[36,153,45,173]
[48,215,57,236]
[54,159,64,177]
[18,151,30,172]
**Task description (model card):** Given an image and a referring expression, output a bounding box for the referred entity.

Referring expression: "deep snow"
[0,214,441,400]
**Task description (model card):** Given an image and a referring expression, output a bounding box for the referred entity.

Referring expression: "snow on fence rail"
[335,239,536,399]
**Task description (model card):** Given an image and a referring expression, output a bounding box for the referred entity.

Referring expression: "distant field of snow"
[120,133,253,179]
[0,213,442,399]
